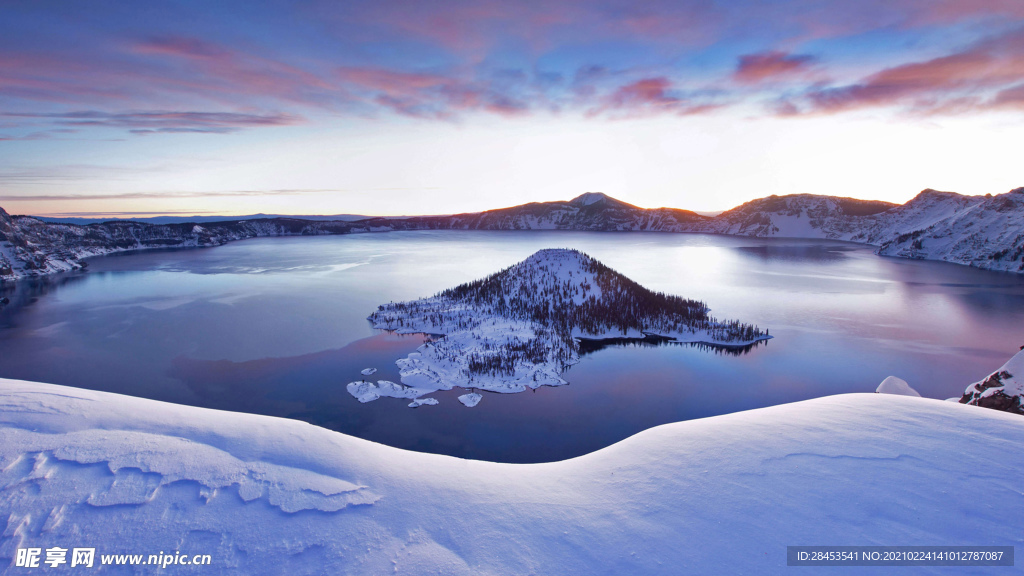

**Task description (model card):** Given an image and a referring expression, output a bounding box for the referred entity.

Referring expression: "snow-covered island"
[2,377,1022,574]
[356,249,769,405]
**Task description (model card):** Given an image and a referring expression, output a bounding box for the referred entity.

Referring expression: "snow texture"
[876,376,921,397]
[345,380,431,403]
[1,378,1023,575]
[367,249,769,400]
[458,393,482,408]
[360,368,377,376]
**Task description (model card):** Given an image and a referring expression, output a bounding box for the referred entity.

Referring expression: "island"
[351,248,769,406]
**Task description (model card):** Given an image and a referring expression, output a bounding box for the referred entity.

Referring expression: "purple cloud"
[589,77,723,118]
[2,0,1024,131]
[795,28,1024,114]
[735,52,816,84]
[3,111,302,134]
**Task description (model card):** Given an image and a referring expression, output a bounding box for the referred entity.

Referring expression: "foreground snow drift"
[2,378,1022,575]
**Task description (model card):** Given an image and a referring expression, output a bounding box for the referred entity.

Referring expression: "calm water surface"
[2,231,1023,462]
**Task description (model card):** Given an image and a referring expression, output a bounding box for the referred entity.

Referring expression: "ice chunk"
[346,380,432,403]
[361,367,377,376]
[346,380,380,403]
[409,398,439,408]
[458,393,482,408]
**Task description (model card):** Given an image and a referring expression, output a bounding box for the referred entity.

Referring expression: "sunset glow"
[2,1,1023,217]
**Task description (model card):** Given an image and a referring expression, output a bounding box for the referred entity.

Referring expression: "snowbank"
[875,376,921,397]
[2,378,1022,575]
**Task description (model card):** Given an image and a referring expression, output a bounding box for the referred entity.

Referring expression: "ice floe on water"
[346,380,431,403]
[458,393,482,408]
[361,367,377,376]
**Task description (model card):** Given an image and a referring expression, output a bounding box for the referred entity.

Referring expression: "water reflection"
[1,231,1023,462]
[733,244,856,264]
[578,335,767,356]
[0,273,89,328]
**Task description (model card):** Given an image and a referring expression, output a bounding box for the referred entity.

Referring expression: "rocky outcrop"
[960,349,1024,415]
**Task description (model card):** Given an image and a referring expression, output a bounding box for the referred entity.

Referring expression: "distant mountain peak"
[914,188,958,198]
[570,192,618,206]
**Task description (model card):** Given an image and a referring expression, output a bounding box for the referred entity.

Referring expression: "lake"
[2,230,1023,462]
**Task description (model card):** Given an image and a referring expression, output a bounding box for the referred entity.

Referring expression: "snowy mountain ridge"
[2,378,1022,574]
[3,186,1023,282]
[360,249,768,404]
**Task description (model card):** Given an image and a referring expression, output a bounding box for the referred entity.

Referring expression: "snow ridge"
[362,249,769,402]
[3,378,1024,575]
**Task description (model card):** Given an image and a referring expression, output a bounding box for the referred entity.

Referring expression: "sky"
[1,0,1024,217]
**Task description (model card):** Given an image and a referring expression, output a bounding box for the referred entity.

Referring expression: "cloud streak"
[588,77,723,118]
[0,187,443,202]
[792,28,1024,114]
[3,111,302,134]
[0,190,336,202]
[734,52,817,84]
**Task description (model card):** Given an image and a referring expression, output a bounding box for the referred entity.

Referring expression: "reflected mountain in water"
[733,244,857,264]
[577,334,768,357]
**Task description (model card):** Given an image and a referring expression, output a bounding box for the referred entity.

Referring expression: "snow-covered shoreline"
[2,377,1022,574]
[5,187,1024,283]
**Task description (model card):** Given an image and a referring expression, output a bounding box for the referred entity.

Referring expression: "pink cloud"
[734,51,816,84]
[336,66,527,119]
[0,37,337,112]
[590,77,723,118]
[130,36,337,106]
[992,83,1024,109]
[800,29,1024,114]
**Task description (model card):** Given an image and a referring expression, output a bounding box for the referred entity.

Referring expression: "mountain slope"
[401,192,709,232]
[874,188,1024,270]
[2,378,1022,574]
[706,194,898,239]
[0,213,385,280]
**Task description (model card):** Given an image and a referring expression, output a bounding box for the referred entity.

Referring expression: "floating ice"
[458,393,482,408]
